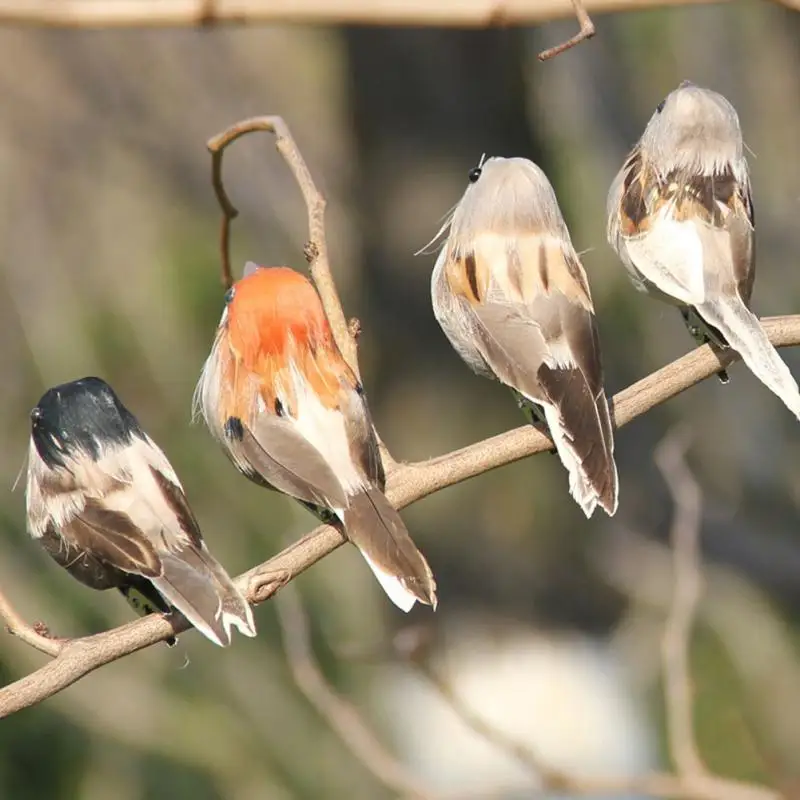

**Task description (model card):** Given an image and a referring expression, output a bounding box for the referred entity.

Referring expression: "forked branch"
[207,116,358,376]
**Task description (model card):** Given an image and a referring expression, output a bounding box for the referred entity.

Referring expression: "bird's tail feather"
[151,548,256,647]
[697,297,800,419]
[542,401,618,519]
[342,488,437,613]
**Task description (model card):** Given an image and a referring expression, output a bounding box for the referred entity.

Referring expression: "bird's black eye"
[30,407,42,424]
[224,286,235,305]
[656,99,666,114]
[468,166,482,183]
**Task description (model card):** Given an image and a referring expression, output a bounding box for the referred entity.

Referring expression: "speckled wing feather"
[609,144,800,419]
[434,230,618,517]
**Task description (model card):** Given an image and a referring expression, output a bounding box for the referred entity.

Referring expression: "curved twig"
[537,0,596,60]
[207,116,357,375]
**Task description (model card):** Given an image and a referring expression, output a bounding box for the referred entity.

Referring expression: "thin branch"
[0,589,64,657]
[0,0,745,29]
[274,584,435,800]
[655,427,707,778]
[409,661,777,800]
[537,0,595,61]
[207,116,358,376]
[3,316,800,720]
[391,314,800,504]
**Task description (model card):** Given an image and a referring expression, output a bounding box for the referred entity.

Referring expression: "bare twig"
[655,427,707,778]
[275,584,435,800]
[0,0,744,29]
[207,116,358,376]
[3,316,800,720]
[0,589,64,657]
[537,0,596,60]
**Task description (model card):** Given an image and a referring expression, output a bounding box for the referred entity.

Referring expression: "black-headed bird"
[26,377,256,646]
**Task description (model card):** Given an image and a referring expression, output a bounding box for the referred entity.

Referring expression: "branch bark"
[275,584,436,799]
[537,0,595,61]
[3,316,800,720]
[0,0,740,28]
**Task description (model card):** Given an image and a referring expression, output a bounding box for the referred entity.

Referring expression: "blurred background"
[1,2,800,798]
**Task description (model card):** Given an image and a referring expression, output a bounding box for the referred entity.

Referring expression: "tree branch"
[0,0,743,29]
[3,317,800,722]
[406,662,776,800]
[0,589,64,657]
[273,589,779,800]
[207,116,358,376]
[537,0,595,61]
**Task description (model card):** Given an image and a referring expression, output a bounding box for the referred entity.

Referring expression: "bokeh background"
[1,3,800,798]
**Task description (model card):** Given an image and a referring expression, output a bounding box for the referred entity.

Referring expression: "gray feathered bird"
[430,157,618,518]
[607,80,800,416]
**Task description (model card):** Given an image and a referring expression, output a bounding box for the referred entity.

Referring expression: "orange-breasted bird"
[194,263,437,612]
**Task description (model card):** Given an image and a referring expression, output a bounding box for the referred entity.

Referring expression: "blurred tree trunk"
[343,28,544,397]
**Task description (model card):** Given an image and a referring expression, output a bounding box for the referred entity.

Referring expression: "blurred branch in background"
[655,428,706,778]
[0,0,746,29]
[272,431,779,800]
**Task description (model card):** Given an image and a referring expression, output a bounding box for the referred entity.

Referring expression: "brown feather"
[149,467,204,549]
[342,488,436,607]
[69,499,161,578]
[230,418,349,510]
[471,296,617,513]
[618,148,755,307]
[39,523,123,590]
[343,390,386,490]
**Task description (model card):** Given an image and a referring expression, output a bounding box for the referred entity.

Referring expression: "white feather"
[25,441,85,538]
[697,296,800,419]
[286,363,364,494]
[623,211,706,307]
[359,552,418,613]
[542,404,599,519]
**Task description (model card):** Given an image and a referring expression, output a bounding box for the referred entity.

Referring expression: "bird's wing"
[611,148,754,308]
[224,410,349,511]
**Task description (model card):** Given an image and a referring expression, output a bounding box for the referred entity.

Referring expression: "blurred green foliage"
[1,6,799,798]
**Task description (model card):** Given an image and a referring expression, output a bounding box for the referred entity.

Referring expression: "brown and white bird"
[607,80,800,415]
[193,263,437,612]
[25,377,256,647]
[430,156,618,518]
